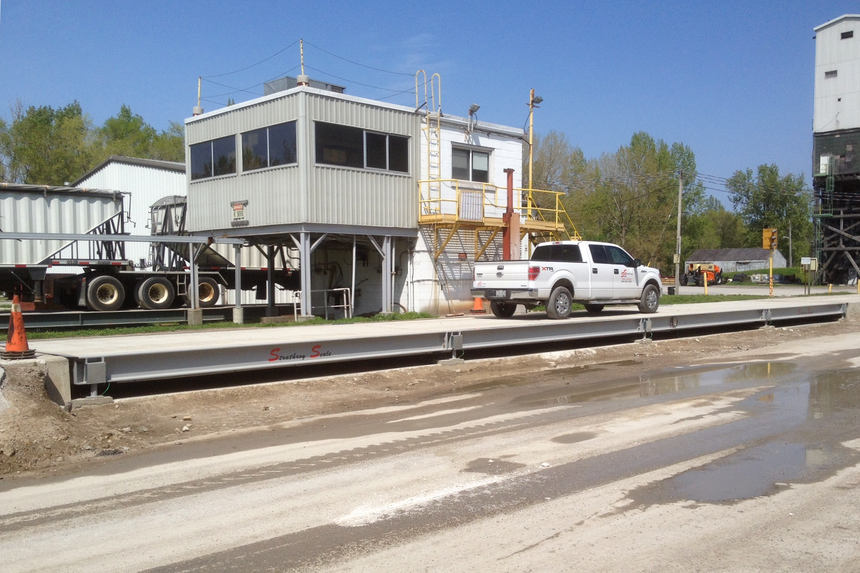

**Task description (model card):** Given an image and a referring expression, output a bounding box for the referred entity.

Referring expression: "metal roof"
[814,14,860,32]
[186,85,525,138]
[687,248,780,261]
[0,181,124,198]
[73,155,185,186]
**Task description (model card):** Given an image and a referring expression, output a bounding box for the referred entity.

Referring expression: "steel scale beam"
[26,299,853,389]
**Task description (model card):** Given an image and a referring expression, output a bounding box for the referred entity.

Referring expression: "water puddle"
[626,365,860,505]
[463,457,525,475]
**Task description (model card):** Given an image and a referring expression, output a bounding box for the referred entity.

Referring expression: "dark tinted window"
[242,127,268,171]
[315,122,407,173]
[268,121,297,166]
[530,244,582,262]
[190,136,236,180]
[316,122,363,168]
[389,135,408,172]
[559,244,583,262]
[589,244,610,263]
[366,132,387,169]
[212,136,236,176]
[607,245,634,265]
[190,142,211,181]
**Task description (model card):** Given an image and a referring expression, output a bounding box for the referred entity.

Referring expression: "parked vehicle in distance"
[679,263,723,286]
[472,240,662,319]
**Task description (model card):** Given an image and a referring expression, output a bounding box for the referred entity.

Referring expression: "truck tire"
[137,277,176,310]
[86,275,125,311]
[546,285,573,319]
[490,301,517,318]
[186,276,220,308]
[584,303,604,314]
[638,283,660,313]
[679,274,688,286]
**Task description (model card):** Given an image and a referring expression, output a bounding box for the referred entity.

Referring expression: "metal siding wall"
[307,93,418,228]
[187,166,302,231]
[186,94,303,231]
[814,18,860,133]
[77,163,186,266]
[0,191,122,264]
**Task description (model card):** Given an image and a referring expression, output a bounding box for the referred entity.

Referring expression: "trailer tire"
[490,301,517,318]
[638,283,660,313]
[546,285,573,319]
[186,276,220,308]
[86,275,125,311]
[137,277,176,310]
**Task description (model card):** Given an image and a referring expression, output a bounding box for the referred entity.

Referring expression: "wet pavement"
[1,333,858,571]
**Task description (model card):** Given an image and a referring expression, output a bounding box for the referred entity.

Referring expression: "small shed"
[686,248,787,273]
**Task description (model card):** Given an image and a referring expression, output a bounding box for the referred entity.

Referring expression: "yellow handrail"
[417,179,580,239]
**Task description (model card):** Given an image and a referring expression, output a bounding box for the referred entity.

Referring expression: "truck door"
[605,244,640,298]
[587,244,614,298]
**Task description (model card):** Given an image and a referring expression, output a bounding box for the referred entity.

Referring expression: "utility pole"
[674,174,683,294]
[528,89,542,190]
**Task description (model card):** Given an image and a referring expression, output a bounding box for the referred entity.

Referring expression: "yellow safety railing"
[418,180,580,239]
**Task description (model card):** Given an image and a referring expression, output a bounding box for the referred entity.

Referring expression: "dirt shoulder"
[2,315,858,479]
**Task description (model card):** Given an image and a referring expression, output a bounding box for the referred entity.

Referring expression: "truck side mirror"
[628,258,641,267]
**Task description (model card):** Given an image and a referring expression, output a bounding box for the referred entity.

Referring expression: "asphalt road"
[0,330,858,572]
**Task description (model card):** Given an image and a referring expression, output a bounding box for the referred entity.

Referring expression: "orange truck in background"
[680,263,723,287]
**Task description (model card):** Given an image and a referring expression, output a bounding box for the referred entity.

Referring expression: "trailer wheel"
[546,285,573,319]
[638,283,660,313]
[186,276,220,308]
[86,275,125,311]
[137,277,176,310]
[490,301,517,318]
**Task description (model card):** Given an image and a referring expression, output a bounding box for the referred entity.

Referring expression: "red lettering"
[310,344,321,359]
[268,348,280,362]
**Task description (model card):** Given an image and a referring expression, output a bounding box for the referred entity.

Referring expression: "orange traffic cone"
[470,296,486,314]
[2,295,35,360]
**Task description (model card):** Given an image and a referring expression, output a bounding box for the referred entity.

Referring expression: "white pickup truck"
[471,240,662,318]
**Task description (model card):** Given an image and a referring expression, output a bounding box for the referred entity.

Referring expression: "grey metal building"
[813,14,860,283]
[185,84,421,317]
[685,248,787,273]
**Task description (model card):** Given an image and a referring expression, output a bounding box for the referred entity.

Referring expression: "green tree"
[562,132,704,271]
[727,164,812,262]
[0,101,93,184]
[95,106,184,162]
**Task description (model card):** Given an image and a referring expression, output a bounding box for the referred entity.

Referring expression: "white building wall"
[76,162,185,267]
[408,116,526,314]
[814,15,860,133]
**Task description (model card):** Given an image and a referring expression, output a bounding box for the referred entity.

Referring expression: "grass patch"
[661,294,766,304]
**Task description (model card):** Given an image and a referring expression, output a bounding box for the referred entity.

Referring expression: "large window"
[242,121,297,172]
[190,135,236,180]
[452,147,489,182]
[315,122,409,173]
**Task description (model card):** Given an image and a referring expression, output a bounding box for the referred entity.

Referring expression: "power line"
[203,40,300,79]
[303,40,415,77]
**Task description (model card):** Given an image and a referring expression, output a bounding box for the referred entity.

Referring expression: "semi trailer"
[0,183,299,310]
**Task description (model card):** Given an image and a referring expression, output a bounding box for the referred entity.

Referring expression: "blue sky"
[0,0,857,197]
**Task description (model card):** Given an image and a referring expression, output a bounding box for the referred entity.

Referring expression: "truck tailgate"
[473,260,533,290]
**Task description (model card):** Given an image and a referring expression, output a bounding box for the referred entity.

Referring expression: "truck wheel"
[679,275,688,286]
[546,286,573,319]
[86,275,125,311]
[186,276,220,307]
[490,301,517,318]
[584,303,604,314]
[638,284,660,313]
[137,277,176,310]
